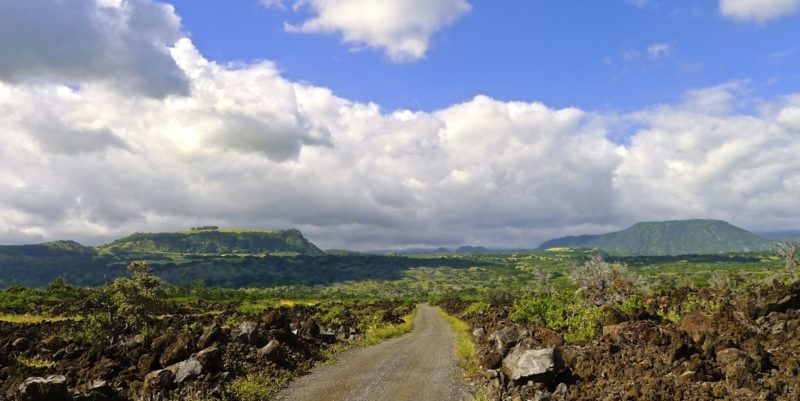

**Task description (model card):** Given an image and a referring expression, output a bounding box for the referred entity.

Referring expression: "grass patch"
[362,308,417,346]
[16,355,56,368]
[237,299,317,316]
[436,307,479,374]
[0,314,76,324]
[226,371,288,401]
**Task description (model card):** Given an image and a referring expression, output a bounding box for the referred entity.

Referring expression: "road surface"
[275,304,471,401]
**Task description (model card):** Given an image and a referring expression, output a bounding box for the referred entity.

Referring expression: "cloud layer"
[269,0,471,61]
[0,0,188,97]
[1,0,799,249]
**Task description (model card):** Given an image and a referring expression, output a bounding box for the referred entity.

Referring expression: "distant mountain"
[99,228,324,256]
[755,230,800,240]
[538,219,774,256]
[455,245,491,253]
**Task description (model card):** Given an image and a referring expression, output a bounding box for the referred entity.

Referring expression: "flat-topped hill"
[99,228,324,255]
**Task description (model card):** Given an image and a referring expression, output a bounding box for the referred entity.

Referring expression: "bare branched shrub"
[569,255,645,305]
[775,242,799,279]
[526,265,556,295]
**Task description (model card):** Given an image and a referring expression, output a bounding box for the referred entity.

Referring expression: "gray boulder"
[234,321,259,345]
[170,358,203,384]
[492,325,526,354]
[502,346,556,382]
[18,375,68,401]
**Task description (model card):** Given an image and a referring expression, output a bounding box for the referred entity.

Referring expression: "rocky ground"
[0,301,411,401]
[443,280,800,401]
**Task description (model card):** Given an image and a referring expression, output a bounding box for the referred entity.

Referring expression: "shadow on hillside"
[149,254,488,288]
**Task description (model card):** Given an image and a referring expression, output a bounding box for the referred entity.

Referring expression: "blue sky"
[1,0,800,249]
[169,0,800,112]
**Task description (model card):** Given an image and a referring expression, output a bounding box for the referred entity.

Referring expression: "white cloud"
[647,43,672,59]
[270,0,471,61]
[719,0,800,23]
[0,0,188,97]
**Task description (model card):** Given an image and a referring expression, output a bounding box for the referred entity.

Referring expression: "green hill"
[99,228,324,256]
[538,219,773,255]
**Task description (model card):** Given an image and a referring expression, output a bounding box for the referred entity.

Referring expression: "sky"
[0,0,799,250]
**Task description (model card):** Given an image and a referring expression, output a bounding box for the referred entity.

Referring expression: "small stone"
[472,327,486,339]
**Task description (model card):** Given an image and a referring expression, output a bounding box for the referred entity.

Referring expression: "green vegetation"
[226,371,288,401]
[0,313,75,324]
[511,291,604,344]
[362,309,416,345]
[108,261,168,332]
[67,313,112,345]
[15,355,56,368]
[539,219,773,255]
[100,228,324,256]
[436,307,478,374]
[657,294,721,324]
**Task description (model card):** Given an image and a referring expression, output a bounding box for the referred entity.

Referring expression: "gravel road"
[275,304,471,401]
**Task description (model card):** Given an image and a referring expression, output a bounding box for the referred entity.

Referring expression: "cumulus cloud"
[0,0,188,97]
[269,0,472,61]
[719,0,800,23]
[615,85,800,230]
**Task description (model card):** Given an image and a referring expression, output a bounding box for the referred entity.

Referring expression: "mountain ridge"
[538,219,774,255]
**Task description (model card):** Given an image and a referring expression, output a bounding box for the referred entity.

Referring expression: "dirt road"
[275,304,471,401]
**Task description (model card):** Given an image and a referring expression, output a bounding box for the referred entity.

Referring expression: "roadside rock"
[197,324,226,349]
[150,333,175,353]
[73,380,118,401]
[257,339,285,364]
[18,375,68,401]
[299,318,321,338]
[195,346,223,372]
[716,348,756,389]
[169,358,202,384]
[473,327,486,339]
[160,332,195,367]
[502,346,557,382]
[679,311,714,343]
[233,322,259,345]
[144,369,175,391]
[12,338,28,349]
[492,325,526,354]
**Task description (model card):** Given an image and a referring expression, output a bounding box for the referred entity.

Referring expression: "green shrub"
[618,294,645,316]
[108,261,167,332]
[485,288,514,307]
[511,291,603,344]
[657,294,720,324]
[67,313,112,345]
[464,301,490,315]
